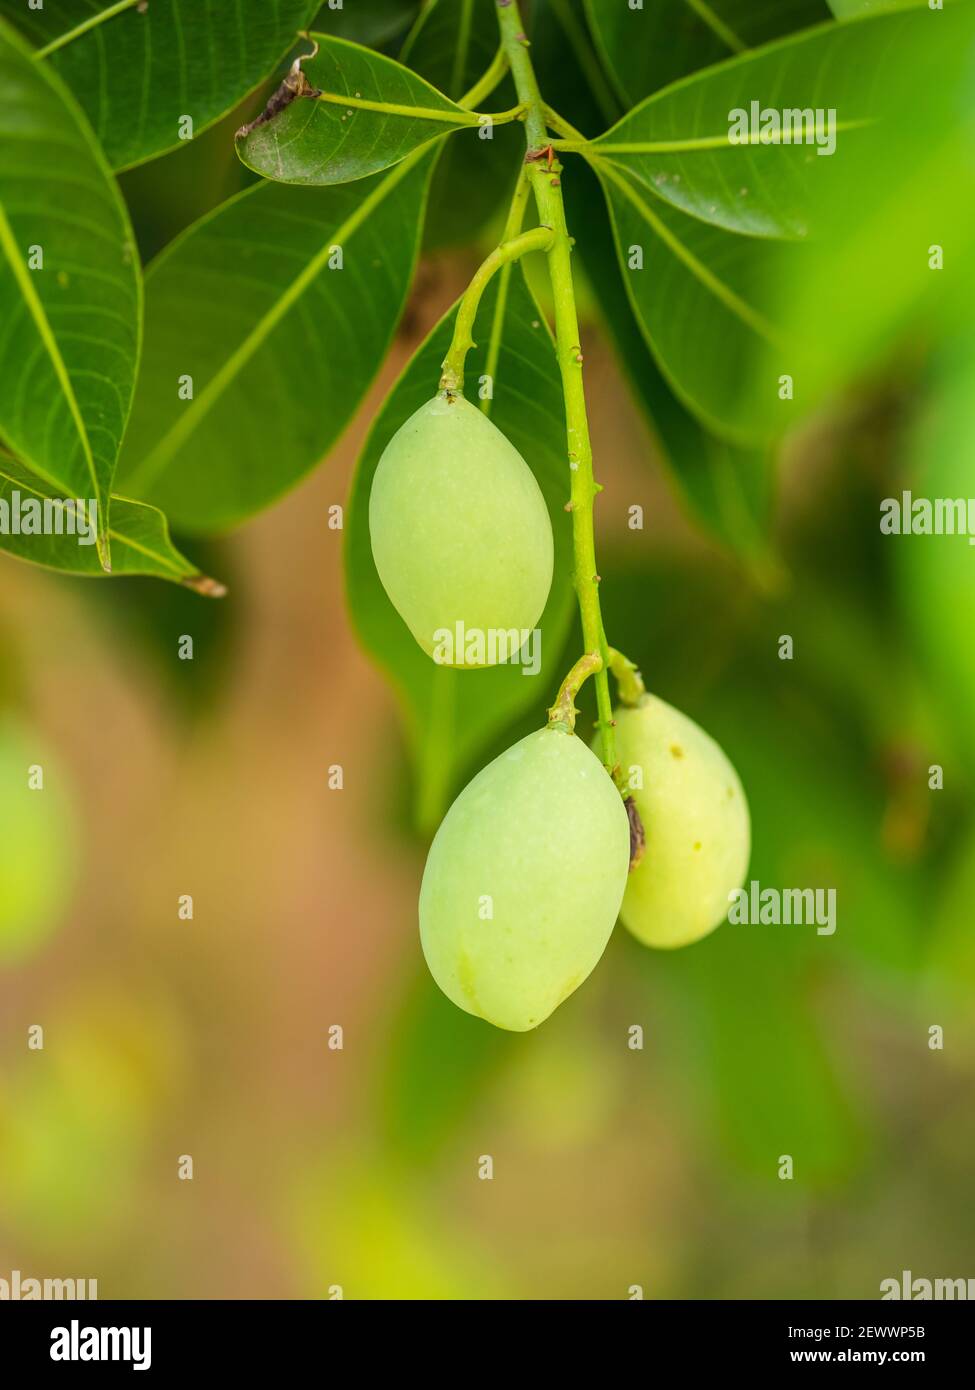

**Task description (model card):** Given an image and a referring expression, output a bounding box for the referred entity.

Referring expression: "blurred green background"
[2,1,974,1300]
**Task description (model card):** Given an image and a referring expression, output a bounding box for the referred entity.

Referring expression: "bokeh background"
[2,2,975,1301]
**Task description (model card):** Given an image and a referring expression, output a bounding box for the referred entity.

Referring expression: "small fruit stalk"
[368,0,751,1029]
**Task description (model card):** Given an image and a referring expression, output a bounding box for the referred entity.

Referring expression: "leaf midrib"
[34,0,142,59]
[594,119,871,155]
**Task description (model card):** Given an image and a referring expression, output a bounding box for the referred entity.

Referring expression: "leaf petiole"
[459,45,510,110]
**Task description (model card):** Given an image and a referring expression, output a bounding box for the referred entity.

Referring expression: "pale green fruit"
[0,718,77,963]
[369,394,553,666]
[419,727,630,1031]
[610,694,750,949]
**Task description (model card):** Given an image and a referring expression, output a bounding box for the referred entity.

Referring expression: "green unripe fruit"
[369,395,554,666]
[609,694,750,950]
[419,727,630,1031]
[0,718,76,963]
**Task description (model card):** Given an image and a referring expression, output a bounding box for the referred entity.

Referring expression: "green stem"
[440,224,555,394]
[606,648,646,707]
[547,651,602,733]
[459,45,509,109]
[481,168,533,416]
[496,0,619,782]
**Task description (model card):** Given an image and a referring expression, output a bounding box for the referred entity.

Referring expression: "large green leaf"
[754,2,975,422]
[116,149,435,533]
[312,0,421,48]
[585,0,830,107]
[378,968,516,1166]
[598,163,797,442]
[1,0,318,171]
[0,18,140,570]
[235,32,479,185]
[345,268,575,830]
[687,944,867,1188]
[896,338,975,774]
[400,0,498,97]
[0,452,221,592]
[400,0,520,249]
[595,1,975,444]
[590,9,935,240]
[829,0,915,15]
[563,160,777,572]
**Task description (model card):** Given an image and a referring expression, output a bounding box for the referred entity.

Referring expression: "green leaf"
[1,0,318,171]
[598,162,797,442]
[896,338,975,774]
[754,3,975,419]
[235,32,480,186]
[828,0,916,15]
[690,945,867,1189]
[400,0,520,249]
[0,452,221,592]
[312,0,421,48]
[345,268,575,830]
[378,968,516,1166]
[584,0,830,107]
[115,148,436,533]
[0,18,140,570]
[596,0,975,445]
[563,161,777,571]
[531,0,623,133]
[590,9,932,240]
[400,0,498,98]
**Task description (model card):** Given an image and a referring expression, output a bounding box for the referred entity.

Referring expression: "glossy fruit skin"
[369,394,553,666]
[610,694,750,949]
[419,728,630,1031]
[0,718,76,963]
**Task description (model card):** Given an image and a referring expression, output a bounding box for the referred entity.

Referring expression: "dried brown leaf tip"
[182,574,228,599]
[626,796,646,872]
[236,44,321,140]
